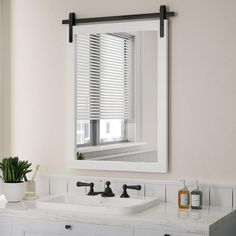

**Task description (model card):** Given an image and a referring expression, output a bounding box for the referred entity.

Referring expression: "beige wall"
[2,0,236,185]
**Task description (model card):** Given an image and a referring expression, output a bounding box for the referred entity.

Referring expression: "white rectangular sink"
[36,194,159,215]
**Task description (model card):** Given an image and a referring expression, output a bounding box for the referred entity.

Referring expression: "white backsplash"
[210,186,233,207]
[31,175,235,208]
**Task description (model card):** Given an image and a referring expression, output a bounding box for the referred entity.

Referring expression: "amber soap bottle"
[178,180,190,209]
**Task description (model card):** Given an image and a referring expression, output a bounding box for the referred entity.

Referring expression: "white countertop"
[0,195,235,235]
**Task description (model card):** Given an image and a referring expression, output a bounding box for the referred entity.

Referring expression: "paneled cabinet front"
[134,228,205,236]
[0,216,11,236]
[12,218,133,236]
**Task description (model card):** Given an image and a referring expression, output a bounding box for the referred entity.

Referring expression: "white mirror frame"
[66,19,168,173]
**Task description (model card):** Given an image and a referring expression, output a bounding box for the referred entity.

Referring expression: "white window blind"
[75,33,134,120]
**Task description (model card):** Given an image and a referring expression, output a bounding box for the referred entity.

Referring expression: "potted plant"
[0,157,32,202]
[77,152,85,160]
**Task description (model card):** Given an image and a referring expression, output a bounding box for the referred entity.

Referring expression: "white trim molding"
[66,19,169,173]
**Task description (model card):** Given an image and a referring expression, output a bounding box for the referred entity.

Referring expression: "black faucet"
[120,184,142,198]
[92,181,115,197]
[76,181,115,197]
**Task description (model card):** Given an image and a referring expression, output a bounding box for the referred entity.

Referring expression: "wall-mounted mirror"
[67,19,168,172]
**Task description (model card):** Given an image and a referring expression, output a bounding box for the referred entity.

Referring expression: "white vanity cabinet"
[11,218,133,236]
[134,229,205,236]
[11,218,207,236]
[0,216,11,236]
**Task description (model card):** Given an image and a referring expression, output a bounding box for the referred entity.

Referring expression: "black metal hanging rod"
[62,5,175,43]
[62,12,175,25]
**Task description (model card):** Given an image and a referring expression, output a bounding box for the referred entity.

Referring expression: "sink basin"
[36,194,159,215]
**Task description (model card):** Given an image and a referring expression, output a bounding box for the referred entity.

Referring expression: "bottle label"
[180,194,189,206]
[191,194,200,207]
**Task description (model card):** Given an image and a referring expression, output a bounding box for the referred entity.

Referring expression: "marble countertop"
[0,195,234,235]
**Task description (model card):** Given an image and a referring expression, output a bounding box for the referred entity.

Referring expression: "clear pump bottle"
[191,181,202,210]
[178,180,190,209]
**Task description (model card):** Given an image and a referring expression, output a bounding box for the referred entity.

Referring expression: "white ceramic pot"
[4,182,25,202]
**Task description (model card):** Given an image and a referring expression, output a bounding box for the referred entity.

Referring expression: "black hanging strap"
[68,12,76,43]
[160,5,167,38]
[62,5,175,43]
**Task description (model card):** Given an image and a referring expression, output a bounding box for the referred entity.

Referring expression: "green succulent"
[77,152,85,160]
[0,157,32,183]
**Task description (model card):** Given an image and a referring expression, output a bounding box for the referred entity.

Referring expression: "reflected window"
[100,119,125,143]
[77,120,90,145]
[76,33,138,146]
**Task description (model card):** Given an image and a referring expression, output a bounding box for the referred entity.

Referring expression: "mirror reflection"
[75,30,158,163]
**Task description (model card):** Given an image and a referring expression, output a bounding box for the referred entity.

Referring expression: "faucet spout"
[92,181,115,197]
[89,191,104,196]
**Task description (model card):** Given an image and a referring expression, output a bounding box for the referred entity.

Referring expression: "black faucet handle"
[76,181,93,187]
[126,185,142,191]
[105,181,111,187]
[120,184,142,198]
[76,181,95,195]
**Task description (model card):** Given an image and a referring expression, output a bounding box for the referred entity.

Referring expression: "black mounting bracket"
[68,12,76,43]
[160,5,167,38]
[62,5,175,43]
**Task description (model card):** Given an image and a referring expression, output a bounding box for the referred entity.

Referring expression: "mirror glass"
[75,30,158,163]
